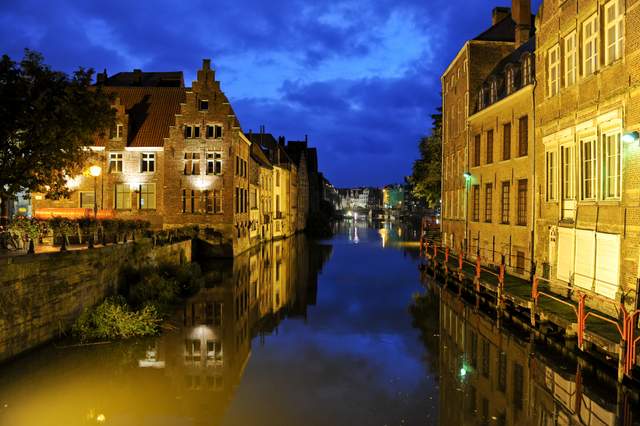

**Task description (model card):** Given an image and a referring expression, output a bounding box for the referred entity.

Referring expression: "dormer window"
[506,66,515,95]
[489,79,498,104]
[199,99,209,110]
[111,123,123,139]
[522,54,532,85]
[478,88,486,110]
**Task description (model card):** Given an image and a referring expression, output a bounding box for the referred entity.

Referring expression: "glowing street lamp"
[622,131,639,144]
[463,171,472,182]
[89,165,102,219]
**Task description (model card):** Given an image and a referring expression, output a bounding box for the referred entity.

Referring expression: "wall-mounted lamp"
[463,172,472,181]
[622,131,639,144]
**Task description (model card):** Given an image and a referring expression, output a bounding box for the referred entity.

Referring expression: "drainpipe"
[530,78,537,281]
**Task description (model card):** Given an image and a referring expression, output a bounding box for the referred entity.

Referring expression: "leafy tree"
[409,108,442,208]
[0,50,115,224]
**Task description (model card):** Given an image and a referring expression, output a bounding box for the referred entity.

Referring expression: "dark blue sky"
[1,0,541,187]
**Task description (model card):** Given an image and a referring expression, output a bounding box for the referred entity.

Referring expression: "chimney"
[133,68,142,85]
[96,68,107,85]
[492,7,510,25]
[202,58,211,70]
[512,0,531,48]
[278,136,285,147]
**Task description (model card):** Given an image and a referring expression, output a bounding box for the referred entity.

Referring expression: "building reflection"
[137,234,333,425]
[413,282,638,426]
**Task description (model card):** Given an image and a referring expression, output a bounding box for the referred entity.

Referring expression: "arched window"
[506,66,515,94]
[522,54,532,85]
[478,88,486,110]
[489,79,498,104]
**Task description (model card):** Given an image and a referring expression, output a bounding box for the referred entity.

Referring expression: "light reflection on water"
[1,222,634,425]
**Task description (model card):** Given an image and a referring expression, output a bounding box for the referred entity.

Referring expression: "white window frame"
[108,152,123,173]
[114,183,131,209]
[604,0,624,65]
[601,131,622,200]
[583,15,599,77]
[206,151,223,175]
[579,137,597,201]
[141,152,156,173]
[546,149,558,201]
[560,144,575,201]
[564,32,577,87]
[548,44,560,96]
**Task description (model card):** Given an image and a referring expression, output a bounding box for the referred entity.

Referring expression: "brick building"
[441,2,532,258]
[535,0,640,311]
[32,60,328,256]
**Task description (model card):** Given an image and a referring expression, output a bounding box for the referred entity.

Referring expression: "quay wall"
[0,239,192,363]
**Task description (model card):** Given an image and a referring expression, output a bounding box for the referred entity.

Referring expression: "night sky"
[1,0,541,188]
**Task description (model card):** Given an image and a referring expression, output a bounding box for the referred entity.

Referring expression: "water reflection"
[412,278,639,425]
[0,234,333,426]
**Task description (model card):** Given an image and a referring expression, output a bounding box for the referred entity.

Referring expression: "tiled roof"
[102,71,184,87]
[250,142,273,169]
[97,87,186,147]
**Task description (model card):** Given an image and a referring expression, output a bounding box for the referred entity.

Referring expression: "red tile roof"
[96,87,186,147]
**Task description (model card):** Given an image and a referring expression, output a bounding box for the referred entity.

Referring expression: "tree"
[409,108,442,208]
[0,50,115,224]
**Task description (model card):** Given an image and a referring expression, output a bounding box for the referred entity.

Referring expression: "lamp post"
[89,165,102,219]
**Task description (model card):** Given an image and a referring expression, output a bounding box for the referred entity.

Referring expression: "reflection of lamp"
[622,131,639,144]
[89,165,102,219]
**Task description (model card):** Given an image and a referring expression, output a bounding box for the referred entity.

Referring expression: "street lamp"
[89,165,102,219]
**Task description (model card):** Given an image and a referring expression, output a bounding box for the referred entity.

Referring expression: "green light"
[460,367,467,377]
[463,172,472,181]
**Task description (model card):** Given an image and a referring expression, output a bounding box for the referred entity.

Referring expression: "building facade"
[535,0,640,311]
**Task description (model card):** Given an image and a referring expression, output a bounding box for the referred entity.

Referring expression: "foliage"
[48,217,77,238]
[7,216,41,242]
[72,296,160,342]
[0,50,115,220]
[408,109,442,208]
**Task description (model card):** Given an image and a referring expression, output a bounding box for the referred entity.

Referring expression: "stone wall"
[0,239,192,363]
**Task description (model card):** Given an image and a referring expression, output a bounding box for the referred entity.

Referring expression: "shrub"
[72,296,160,342]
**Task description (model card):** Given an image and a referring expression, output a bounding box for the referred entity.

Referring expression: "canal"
[0,221,637,425]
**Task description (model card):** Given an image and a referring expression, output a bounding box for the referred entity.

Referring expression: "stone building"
[535,0,640,311]
[441,0,534,261]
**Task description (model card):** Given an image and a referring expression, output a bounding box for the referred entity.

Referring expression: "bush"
[72,296,160,342]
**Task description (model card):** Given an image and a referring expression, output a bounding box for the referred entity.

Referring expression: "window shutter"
[574,229,595,290]
[594,233,620,299]
[556,227,575,282]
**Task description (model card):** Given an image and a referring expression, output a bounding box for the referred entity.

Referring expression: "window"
[486,129,494,163]
[583,15,599,76]
[181,189,186,213]
[111,123,123,139]
[547,44,560,96]
[109,152,123,173]
[190,190,195,213]
[580,138,597,200]
[184,152,200,175]
[207,152,222,175]
[522,54,532,85]
[497,352,507,393]
[80,192,95,209]
[503,123,511,160]
[501,181,510,224]
[506,66,515,94]
[276,170,280,186]
[485,183,493,222]
[235,157,247,177]
[517,179,527,226]
[114,184,131,209]
[482,340,490,377]
[602,132,622,199]
[478,88,486,110]
[250,188,258,210]
[205,124,223,139]
[605,0,624,65]
[139,183,156,209]
[516,251,525,274]
[473,134,481,167]
[489,79,498,104]
[513,362,524,410]
[199,99,209,110]
[184,125,201,139]
[546,150,557,201]
[518,116,528,156]
[213,189,222,213]
[472,185,480,222]
[561,145,575,200]
[141,153,155,173]
[564,32,577,86]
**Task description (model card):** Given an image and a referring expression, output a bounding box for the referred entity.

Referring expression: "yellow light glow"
[96,413,106,423]
[89,165,102,177]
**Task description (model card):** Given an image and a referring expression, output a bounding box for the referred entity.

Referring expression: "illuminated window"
[108,152,123,173]
[583,15,599,76]
[489,79,498,104]
[522,54,532,85]
[139,183,156,209]
[114,184,131,209]
[602,132,621,199]
[547,44,560,96]
[506,66,515,94]
[580,138,597,200]
[605,0,624,65]
[564,32,577,86]
[140,153,155,173]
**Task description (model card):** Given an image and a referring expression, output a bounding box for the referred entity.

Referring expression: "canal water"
[0,221,637,425]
